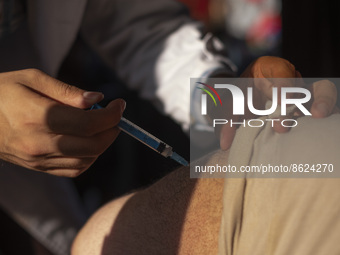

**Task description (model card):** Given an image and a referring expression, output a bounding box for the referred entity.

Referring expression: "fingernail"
[120,100,126,113]
[83,91,104,103]
[315,103,329,116]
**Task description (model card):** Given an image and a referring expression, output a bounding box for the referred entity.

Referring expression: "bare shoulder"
[72,150,228,255]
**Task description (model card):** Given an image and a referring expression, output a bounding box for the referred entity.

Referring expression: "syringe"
[91,104,189,166]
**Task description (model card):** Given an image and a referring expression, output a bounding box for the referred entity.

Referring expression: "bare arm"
[72,151,229,255]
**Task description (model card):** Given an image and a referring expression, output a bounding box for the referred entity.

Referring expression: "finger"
[250,57,301,103]
[28,157,97,177]
[46,167,94,178]
[219,122,237,151]
[23,127,120,158]
[272,117,291,133]
[257,56,296,79]
[0,152,96,177]
[54,127,120,157]
[15,69,104,109]
[241,56,296,78]
[10,125,119,162]
[46,99,126,136]
[310,80,337,118]
[295,70,302,78]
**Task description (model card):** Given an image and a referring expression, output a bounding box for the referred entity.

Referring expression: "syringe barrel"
[91,104,173,157]
[118,117,173,157]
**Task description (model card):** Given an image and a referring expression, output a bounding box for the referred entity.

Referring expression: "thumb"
[219,123,237,151]
[310,80,337,118]
[20,69,104,108]
[257,56,296,79]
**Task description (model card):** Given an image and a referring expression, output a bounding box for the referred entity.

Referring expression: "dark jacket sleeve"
[80,0,194,92]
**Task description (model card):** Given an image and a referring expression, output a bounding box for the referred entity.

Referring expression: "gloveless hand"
[0,69,125,177]
[217,56,337,150]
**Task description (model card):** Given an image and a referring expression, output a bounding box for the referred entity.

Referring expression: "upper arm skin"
[72,151,228,255]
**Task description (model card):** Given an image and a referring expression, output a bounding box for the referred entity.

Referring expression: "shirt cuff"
[155,24,237,132]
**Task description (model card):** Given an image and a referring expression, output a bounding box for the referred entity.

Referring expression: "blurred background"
[181,0,282,73]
